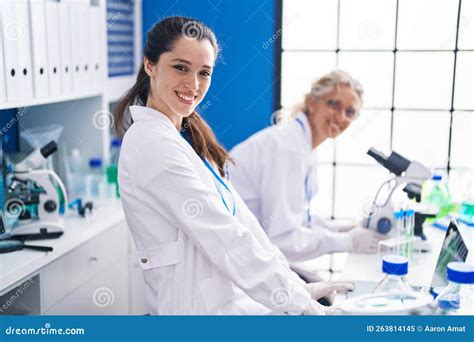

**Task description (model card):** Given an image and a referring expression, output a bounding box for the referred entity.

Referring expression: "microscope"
[4,141,68,240]
[362,148,432,236]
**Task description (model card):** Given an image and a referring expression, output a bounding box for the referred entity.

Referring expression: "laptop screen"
[430,218,468,289]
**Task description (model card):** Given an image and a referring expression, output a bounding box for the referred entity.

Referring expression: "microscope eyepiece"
[367,148,387,165]
[367,147,410,176]
[40,141,58,159]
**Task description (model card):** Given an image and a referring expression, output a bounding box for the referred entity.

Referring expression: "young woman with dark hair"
[116,17,341,315]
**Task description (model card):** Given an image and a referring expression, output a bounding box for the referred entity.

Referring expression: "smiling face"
[144,37,215,128]
[306,84,361,143]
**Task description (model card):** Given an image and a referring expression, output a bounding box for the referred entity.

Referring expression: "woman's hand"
[304,280,354,301]
[302,300,342,315]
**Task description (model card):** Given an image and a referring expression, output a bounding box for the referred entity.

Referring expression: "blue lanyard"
[304,168,313,226]
[295,117,305,133]
[180,131,236,216]
[296,117,312,226]
[202,158,236,216]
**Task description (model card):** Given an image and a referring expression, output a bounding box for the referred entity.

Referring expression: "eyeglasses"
[326,99,360,121]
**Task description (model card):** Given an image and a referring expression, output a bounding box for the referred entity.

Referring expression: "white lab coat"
[118,106,311,315]
[229,112,351,277]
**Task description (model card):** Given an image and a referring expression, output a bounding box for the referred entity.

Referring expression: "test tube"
[405,209,415,260]
[393,210,403,254]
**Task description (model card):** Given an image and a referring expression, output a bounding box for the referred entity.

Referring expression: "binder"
[28,0,49,98]
[78,0,91,93]
[68,0,83,93]
[58,0,72,94]
[89,5,102,91]
[1,0,34,102]
[45,0,62,96]
[0,4,6,103]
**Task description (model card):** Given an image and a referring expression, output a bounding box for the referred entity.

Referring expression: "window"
[281,0,473,219]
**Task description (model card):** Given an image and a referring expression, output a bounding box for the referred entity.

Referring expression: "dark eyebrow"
[171,58,212,70]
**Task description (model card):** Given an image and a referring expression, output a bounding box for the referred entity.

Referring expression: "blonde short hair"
[292,70,364,117]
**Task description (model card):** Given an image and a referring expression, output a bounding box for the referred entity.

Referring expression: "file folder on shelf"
[45,0,61,96]
[89,5,102,91]
[0,6,6,103]
[69,0,90,93]
[1,0,34,102]
[28,0,49,98]
[58,0,72,94]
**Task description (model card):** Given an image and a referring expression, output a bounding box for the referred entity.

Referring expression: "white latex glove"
[348,227,386,253]
[304,280,354,301]
[324,219,356,233]
[303,300,341,315]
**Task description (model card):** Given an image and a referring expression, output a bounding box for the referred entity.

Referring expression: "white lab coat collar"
[294,111,313,151]
[130,105,177,132]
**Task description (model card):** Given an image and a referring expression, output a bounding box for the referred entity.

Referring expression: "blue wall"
[142,0,278,149]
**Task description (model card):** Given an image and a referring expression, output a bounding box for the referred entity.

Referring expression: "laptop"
[429,217,468,290]
[338,218,469,300]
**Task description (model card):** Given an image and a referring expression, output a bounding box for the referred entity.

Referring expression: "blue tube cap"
[89,158,103,168]
[447,262,474,284]
[432,286,445,299]
[394,210,404,219]
[111,138,122,147]
[382,255,408,275]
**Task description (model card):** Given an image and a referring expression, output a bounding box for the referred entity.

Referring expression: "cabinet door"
[44,264,128,315]
[42,222,128,313]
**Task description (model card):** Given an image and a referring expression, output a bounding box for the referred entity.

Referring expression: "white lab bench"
[331,222,474,307]
[0,199,148,316]
[341,225,446,287]
[340,223,473,287]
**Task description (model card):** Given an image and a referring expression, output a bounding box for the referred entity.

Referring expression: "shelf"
[0,91,103,110]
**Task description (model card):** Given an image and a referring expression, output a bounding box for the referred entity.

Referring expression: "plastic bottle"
[372,255,413,293]
[434,262,474,315]
[86,158,105,198]
[67,149,86,199]
[422,174,451,217]
[106,138,121,198]
[110,138,121,166]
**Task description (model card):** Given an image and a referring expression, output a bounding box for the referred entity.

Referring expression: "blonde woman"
[229,70,385,283]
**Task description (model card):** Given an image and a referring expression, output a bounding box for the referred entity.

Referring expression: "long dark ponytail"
[114,16,230,176]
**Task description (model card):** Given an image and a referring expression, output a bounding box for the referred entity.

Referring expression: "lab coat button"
[141,258,148,264]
